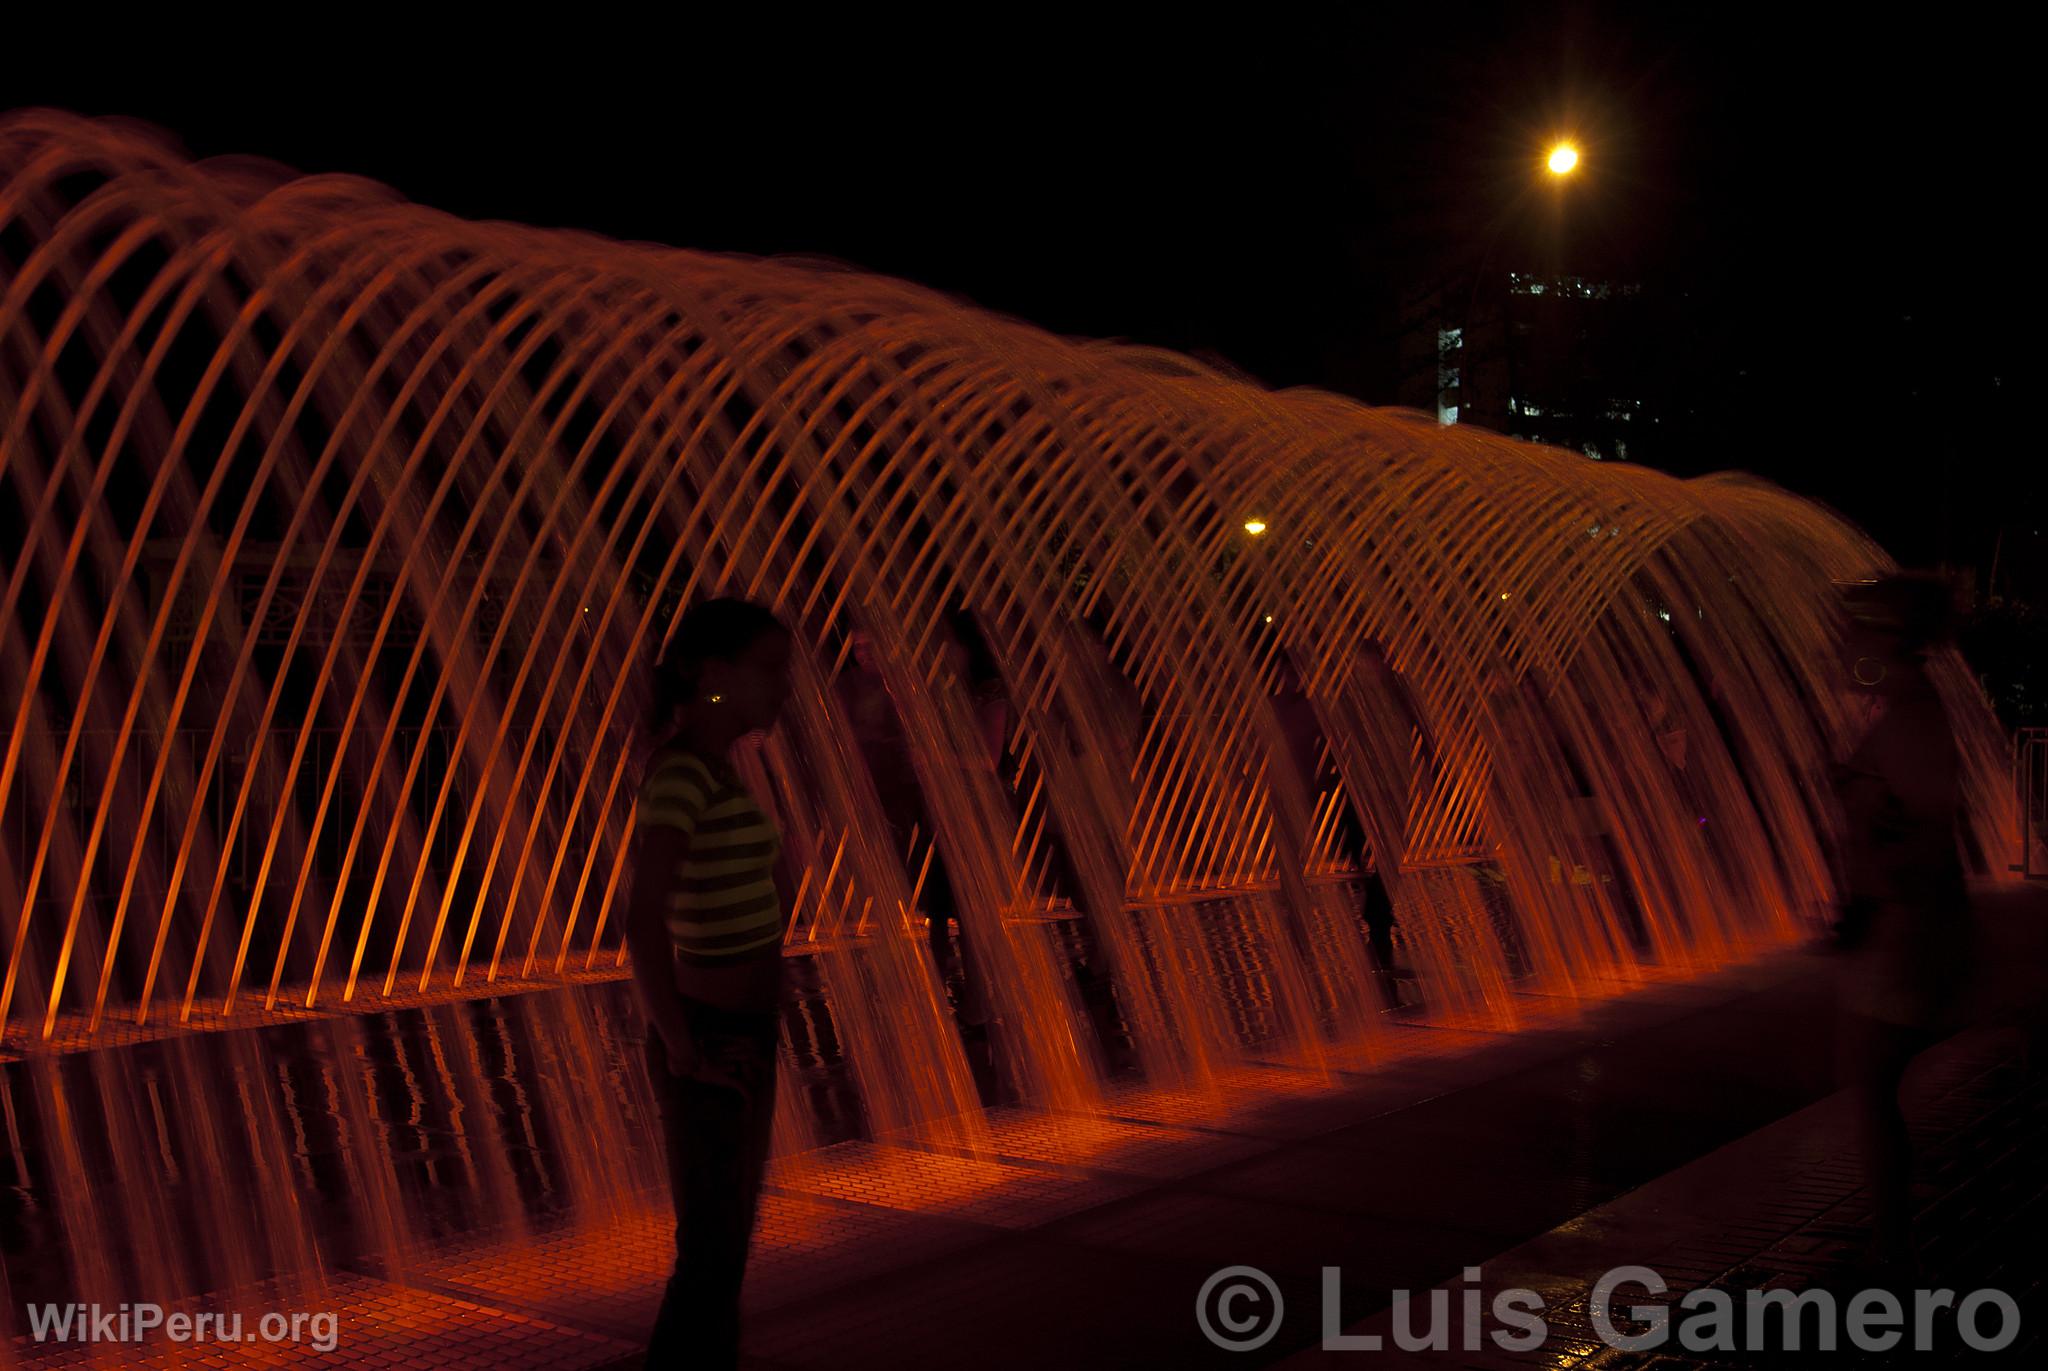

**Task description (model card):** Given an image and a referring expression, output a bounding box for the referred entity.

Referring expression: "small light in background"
[1547,142,1580,175]
[1244,519,1268,536]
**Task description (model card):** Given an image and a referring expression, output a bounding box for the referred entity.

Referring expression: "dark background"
[5,5,2036,596]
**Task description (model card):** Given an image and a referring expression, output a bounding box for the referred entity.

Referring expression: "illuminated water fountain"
[0,112,2021,1345]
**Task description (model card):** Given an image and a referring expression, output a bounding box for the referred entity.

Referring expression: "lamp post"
[1451,138,1581,427]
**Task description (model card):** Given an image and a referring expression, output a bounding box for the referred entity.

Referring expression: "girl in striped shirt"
[625,597,793,1370]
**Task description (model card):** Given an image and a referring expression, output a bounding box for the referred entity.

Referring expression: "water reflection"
[1,885,1515,1337]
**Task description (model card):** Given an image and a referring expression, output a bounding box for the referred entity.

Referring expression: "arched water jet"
[0,110,2019,1100]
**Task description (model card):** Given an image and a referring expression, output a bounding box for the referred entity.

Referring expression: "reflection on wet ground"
[3,895,1371,1310]
[3,889,1815,1367]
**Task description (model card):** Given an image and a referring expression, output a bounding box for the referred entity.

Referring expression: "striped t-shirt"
[637,745,785,965]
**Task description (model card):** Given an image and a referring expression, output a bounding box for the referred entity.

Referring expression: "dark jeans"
[643,999,780,1370]
[1839,1011,1938,1262]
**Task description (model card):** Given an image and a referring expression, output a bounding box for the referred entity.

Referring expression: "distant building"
[1397,270,1687,465]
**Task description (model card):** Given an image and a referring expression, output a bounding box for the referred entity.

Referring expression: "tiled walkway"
[11,940,2044,1368]
[1282,1024,2045,1367]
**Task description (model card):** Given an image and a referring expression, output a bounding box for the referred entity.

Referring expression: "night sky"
[8,7,2035,589]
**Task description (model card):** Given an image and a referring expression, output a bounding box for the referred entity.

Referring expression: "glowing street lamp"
[1546,142,1580,176]
[1243,518,1268,536]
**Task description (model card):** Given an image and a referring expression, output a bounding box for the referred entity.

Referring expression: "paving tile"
[16,949,2040,1370]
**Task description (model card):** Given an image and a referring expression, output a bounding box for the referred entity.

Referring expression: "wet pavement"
[1284,1022,2045,1367]
[6,926,2044,1368]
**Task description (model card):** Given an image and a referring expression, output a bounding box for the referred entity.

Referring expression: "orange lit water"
[0,112,2024,1353]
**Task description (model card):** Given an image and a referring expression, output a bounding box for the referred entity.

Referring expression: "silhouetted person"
[1352,641,1426,989]
[839,631,926,861]
[1646,687,1691,774]
[625,598,794,1370]
[1361,866,1398,993]
[839,627,991,1032]
[926,611,1004,1033]
[1830,574,1972,1270]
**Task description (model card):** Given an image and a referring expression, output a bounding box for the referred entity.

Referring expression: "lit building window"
[1435,328,1462,425]
[1507,273,1640,300]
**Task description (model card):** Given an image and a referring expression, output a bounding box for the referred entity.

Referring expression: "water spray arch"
[1,112,2017,1141]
